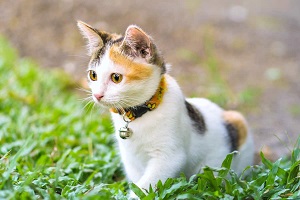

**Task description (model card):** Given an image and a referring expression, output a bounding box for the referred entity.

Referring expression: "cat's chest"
[113,112,167,143]
[111,102,176,138]
[114,117,162,164]
[111,106,190,158]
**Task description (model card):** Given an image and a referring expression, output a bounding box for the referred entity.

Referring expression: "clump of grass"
[131,140,300,199]
[0,36,299,199]
[0,36,124,199]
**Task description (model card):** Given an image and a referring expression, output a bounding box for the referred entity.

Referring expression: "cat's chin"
[95,101,111,109]
[97,100,139,109]
[96,101,124,110]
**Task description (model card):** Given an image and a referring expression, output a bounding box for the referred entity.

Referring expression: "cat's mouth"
[94,98,135,111]
[94,98,113,108]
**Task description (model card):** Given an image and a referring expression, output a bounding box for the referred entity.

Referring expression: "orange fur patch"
[223,111,248,148]
[109,47,153,82]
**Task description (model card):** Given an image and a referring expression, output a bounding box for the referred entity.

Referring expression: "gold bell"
[119,126,133,139]
[119,113,133,139]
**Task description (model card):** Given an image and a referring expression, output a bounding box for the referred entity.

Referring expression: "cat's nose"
[93,94,103,101]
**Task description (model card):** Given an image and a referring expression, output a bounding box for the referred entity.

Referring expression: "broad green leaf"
[130,183,146,199]
[287,160,300,184]
[221,151,236,170]
[260,151,273,169]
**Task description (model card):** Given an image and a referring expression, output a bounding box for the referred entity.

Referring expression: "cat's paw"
[128,190,140,200]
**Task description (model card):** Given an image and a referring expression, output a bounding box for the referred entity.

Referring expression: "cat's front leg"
[134,151,187,195]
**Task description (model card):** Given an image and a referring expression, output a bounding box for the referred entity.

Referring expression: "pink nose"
[93,94,103,101]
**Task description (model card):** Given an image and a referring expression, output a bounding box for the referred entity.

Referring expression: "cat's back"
[186,98,224,118]
[185,97,227,149]
[185,97,254,174]
[186,97,249,147]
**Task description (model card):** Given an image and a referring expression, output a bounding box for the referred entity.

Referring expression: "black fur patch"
[224,122,239,152]
[185,100,206,133]
[94,47,106,59]
[111,36,124,44]
[149,44,166,74]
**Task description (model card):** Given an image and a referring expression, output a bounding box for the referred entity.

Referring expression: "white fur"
[88,45,254,193]
[110,75,254,190]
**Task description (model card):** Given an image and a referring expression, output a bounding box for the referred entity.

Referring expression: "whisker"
[79,96,93,102]
[82,99,94,112]
[88,101,97,120]
[76,87,92,94]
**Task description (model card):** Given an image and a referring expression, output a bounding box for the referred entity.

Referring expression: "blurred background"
[1,0,299,159]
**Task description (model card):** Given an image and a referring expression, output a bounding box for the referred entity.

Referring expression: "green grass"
[0,36,299,199]
[0,36,124,199]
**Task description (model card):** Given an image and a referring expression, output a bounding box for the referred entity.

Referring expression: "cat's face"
[78,21,166,110]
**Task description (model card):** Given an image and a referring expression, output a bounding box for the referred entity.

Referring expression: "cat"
[77,21,254,196]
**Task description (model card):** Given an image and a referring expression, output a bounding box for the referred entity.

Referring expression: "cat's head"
[77,21,166,110]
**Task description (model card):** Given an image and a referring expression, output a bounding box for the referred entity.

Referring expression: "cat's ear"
[77,21,104,55]
[122,25,152,59]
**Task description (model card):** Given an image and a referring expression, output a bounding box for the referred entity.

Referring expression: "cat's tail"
[223,111,255,174]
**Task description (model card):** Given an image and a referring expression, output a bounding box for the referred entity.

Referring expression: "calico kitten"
[77,21,254,195]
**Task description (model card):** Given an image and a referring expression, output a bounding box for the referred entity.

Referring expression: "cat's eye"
[111,73,123,84]
[89,70,97,81]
